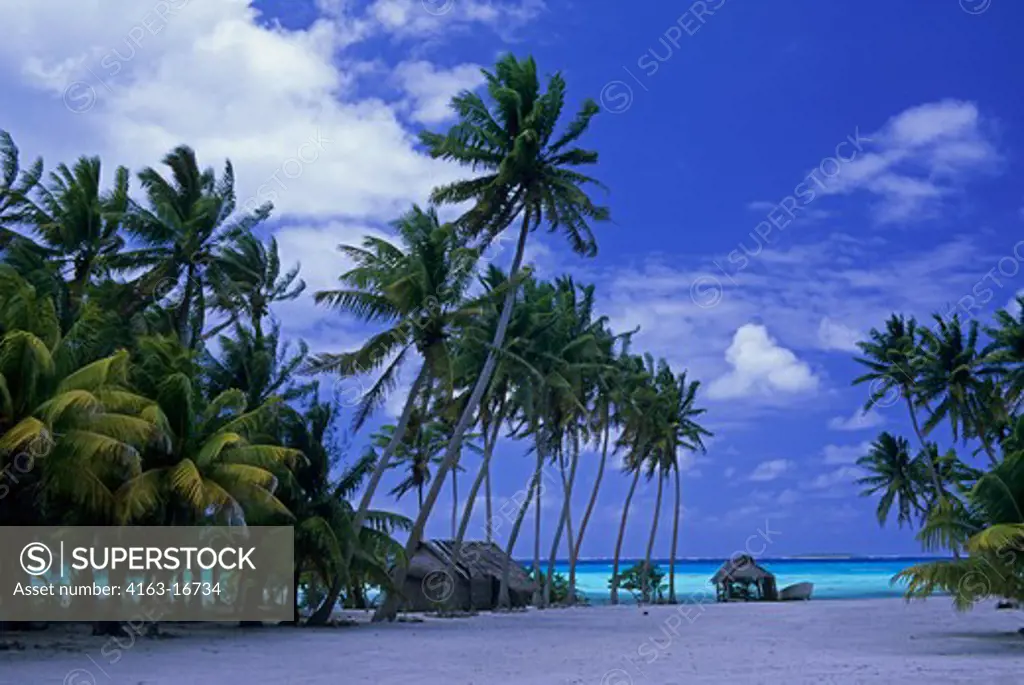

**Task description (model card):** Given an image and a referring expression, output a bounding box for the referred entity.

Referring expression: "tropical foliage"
[851,309,1024,609]
[0,53,714,627]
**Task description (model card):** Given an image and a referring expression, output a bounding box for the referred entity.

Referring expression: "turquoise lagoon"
[548,557,945,604]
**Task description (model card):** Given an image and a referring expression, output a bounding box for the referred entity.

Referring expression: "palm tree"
[0,265,165,521]
[276,397,409,621]
[570,329,636,602]
[4,153,132,330]
[375,419,435,511]
[0,131,43,245]
[666,371,711,604]
[309,205,483,616]
[854,315,949,496]
[375,54,609,622]
[609,353,652,605]
[207,234,305,341]
[896,432,1024,609]
[856,432,928,528]
[917,315,998,464]
[115,335,299,525]
[122,146,269,349]
[983,295,1024,410]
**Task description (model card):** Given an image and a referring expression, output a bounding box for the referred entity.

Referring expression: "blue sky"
[0,0,1021,559]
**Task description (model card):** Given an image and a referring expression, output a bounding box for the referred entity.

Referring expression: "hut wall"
[399,576,472,612]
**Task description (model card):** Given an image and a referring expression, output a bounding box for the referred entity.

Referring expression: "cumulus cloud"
[828,408,885,431]
[707,324,819,400]
[808,466,862,490]
[392,60,486,124]
[748,459,793,482]
[817,317,862,352]
[814,100,999,223]
[821,441,872,465]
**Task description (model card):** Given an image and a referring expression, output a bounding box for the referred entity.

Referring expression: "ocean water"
[547,557,945,604]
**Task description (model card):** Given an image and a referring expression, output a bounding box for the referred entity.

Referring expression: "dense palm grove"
[852,309,1024,608]
[0,54,712,626]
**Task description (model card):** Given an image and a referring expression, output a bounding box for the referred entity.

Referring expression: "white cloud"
[808,466,862,490]
[821,441,872,465]
[817,317,862,352]
[707,324,819,400]
[815,100,999,224]
[748,459,793,482]
[0,0,549,382]
[776,489,801,506]
[723,467,736,479]
[392,60,486,124]
[368,0,545,39]
[1006,289,1024,317]
[828,407,885,431]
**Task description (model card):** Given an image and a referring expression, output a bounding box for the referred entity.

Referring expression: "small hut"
[711,555,778,602]
[400,540,535,611]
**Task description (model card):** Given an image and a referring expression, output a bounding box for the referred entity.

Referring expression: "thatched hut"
[711,555,778,602]
[399,540,535,611]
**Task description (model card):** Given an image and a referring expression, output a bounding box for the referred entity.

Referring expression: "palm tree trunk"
[544,446,578,607]
[372,215,533,623]
[669,465,681,604]
[571,417,609,604]
[498,462,541,609]
[451,458,458,539]
[308,364,429,625]
[644,473,665,603]
[611,468,641,605]
[178,264,197,347]
[532,445,544,606]
[485,458,493,543]
[906,396,949,500]
[418,483,423,511]
[444,409,505,610]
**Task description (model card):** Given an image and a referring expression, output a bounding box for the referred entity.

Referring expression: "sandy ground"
[1,599,1022,684]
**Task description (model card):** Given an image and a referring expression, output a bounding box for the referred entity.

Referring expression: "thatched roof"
[407,540,533,591]
[711,554,774,585]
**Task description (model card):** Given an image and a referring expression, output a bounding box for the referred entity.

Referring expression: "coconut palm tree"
[666,370,711,603]
[115,335,300,525]
[309,205,485,618]
[856,432,928,528]
[917,315,998,464]
[983,295,1024,409]
[1,152,132,331]
[570,324,630,604]
[375,54,610,622]
[122,146,270,349]
[895,430,1024,609]
[854,315,949,495]
[0,268,164,525]
[0,131,43,246]
[207,233,306,341]
[609,353,655,605]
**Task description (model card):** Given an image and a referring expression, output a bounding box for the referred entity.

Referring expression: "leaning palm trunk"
[571,419,609,604]
[450,456,459,539]
[308,364,429,625]
[643,473,665,603]
[669,465,681,604]
[531,446,544,606]
[497,462,542,609]
[544,447,578,607]
[905,395,949,499]
[444,412,505,611]
[485,460,493,543]
[611,468,641,605]
[373,218,531,622]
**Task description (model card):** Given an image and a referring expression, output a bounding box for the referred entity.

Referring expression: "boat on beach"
[779,582,814,601]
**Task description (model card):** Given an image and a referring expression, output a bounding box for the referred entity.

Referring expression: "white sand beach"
[2,599,1022,684]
